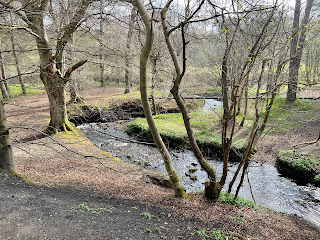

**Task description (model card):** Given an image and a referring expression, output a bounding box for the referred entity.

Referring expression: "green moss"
[277,150,319,173]
[102,151,112,158]
[276,150,320,185]
[8,170,34,184]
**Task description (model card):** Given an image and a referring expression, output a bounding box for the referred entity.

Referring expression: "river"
[78,122,320,227]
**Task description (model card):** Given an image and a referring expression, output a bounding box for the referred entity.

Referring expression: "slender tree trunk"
[151,55,158,115]
[68,35,84,104]
[259,60,287,134]
[135,0,186,198]
[0,39,9,94]
[10,34,26,95]
[10,11,26,95]
[239,75,249,127]
[124,6,136,94]
[0,98,14,171]
[287,0,314,102]
[232,60,267,197]
[99,0,105,87]
[161,1,220,200]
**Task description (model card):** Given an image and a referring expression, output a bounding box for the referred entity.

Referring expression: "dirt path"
[1,87,320,239]
[0,171,208,240]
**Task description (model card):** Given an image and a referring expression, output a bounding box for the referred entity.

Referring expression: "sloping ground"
[1,87,320,239]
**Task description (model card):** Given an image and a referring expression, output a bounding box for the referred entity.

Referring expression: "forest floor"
[1,86,320,240]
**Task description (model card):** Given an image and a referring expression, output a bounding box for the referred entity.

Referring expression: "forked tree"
[134,0,186,198]
[0,0,94,134]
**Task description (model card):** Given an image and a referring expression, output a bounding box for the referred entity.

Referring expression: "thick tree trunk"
[135,0,186,198]
[124,6,136,94]
[0,98,14,171]
[43,73,73,133]
[37,42,73,133]
[10,34,26,95]
[287,0,301,103]
[287,0,314,102]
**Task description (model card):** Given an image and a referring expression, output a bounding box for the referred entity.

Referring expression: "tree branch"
[63,60,88,82]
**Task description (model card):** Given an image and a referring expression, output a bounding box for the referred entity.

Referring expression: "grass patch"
[7,84,44,97]
[276,150,320,186]
[195,228,227,240]
[236,98,317,131]
[218,192,261,210]
[71,203,115,214]
[126,116,249,159]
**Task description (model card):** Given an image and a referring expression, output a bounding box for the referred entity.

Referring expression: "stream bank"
[79,122,320,228]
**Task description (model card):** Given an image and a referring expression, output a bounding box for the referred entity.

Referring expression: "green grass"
[154,112,221,133]
[218,192,261,210]
[5,84,44,97]
[126,116,249,156]
[236,98,317,131]
[195,228,227,240]
[70,203,114,214]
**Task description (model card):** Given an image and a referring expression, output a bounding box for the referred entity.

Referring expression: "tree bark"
[0,97,14,171]
[287,0,314,102]
[124,6,136,94]
[99,0,105,87]
[19,0,90,133]
[161,0,220,200]
[150,54,158,115]
[10,34,26,95]
[134,0,186,198]
[0,38,9,95]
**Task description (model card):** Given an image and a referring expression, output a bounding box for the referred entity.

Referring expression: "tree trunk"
[239,75,249,127]
[68,34,84,104]
[0,39,9,94]
[0,98,14,171]
[0,77,8,99]
[124,6,136,94]
[151,55,158,115]
[10,34,26,95]
[161,1,220,200]
[287,0,314,102]
[259,60,287,134]
[99,0,105,87]
[134,0,186,198]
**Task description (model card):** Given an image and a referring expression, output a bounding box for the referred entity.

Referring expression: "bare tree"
[124,6,136,94]
[0,0,94,133]
[161,0,222,200]
[286,0,315,103]
[134,0,186,198]
[9,11,27,95]
[0,37,9,97]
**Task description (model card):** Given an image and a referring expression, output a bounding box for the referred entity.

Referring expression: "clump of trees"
[0,0,318,201]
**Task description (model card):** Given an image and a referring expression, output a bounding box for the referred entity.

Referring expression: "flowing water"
[79,122,320,227]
